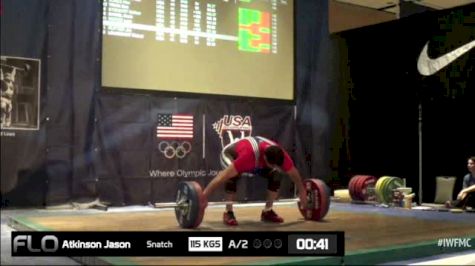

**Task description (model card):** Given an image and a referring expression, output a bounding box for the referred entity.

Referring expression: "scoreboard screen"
[102,0,294,100]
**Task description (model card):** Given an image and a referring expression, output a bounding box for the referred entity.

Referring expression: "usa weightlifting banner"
[12,231,344,257]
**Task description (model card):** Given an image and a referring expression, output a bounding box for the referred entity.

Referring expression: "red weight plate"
[360,175,377,201]
[313,179,330,219]
[355,175,367,201]
[298,179,330,221]
[174,181,206,228]
[350,175,365,201]
[348,175,359,201]
[190,181,206,228]
[357,175,377,201]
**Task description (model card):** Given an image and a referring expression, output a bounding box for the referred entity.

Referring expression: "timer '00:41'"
[296,238,329,250]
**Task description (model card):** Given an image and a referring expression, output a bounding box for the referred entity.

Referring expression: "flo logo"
[212,115,252,148]
[12,234,59,254]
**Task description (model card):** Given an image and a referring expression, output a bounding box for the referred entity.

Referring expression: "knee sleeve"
[225,176,239,193]
[267,170,284,192]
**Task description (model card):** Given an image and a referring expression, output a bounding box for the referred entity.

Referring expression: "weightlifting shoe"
[261,209,284,223]
[223,211,238,226]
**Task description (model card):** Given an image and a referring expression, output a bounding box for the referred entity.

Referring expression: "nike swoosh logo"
[417,40,475,76]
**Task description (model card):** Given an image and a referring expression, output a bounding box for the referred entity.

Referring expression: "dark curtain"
[45,0,100,204]
[1,0,48,206]
[1,0,99,206]
[295,0,351,190]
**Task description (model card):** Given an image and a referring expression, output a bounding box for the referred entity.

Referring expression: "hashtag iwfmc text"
[437,238,472,248]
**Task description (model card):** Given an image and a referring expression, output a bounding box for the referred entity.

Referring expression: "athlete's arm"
[203,164,239,199]
[286,166,307,208]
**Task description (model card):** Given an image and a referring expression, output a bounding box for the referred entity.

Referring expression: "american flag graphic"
[156,114,193,139]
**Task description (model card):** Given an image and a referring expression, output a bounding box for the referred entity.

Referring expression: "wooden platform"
[8,203,475,265]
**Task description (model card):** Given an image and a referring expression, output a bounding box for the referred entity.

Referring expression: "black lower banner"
[12,231,344,256]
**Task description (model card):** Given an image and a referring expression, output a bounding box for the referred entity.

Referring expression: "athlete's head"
[264,145,284,167]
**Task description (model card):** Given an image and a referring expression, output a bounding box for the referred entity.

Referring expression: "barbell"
[155,197,301,209]
[153,178,331,228]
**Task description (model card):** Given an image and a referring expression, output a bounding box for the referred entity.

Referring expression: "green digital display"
[238,8,271,53]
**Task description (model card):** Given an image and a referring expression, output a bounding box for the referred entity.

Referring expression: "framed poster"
[1,56,41,131]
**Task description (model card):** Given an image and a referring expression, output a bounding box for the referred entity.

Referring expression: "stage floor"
[6,202,475,265]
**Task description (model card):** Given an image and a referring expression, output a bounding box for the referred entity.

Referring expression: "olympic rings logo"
[158,141,192,159]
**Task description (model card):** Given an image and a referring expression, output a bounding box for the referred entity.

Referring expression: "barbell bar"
[154,197,301,209]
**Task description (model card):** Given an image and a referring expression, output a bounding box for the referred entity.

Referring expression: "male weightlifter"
[202,136,307,226]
